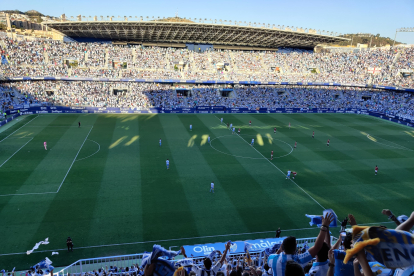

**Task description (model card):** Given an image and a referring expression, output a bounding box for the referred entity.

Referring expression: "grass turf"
[0,113,414,270]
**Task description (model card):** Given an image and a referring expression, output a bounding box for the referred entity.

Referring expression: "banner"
[183,237,285,257]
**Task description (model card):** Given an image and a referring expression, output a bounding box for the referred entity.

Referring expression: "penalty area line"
[0,138,33,168]
[0,115,39,143]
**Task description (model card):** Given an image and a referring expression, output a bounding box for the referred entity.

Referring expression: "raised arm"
[355,251,375,276]
[219,241,232,265]
[327,249,335,276]
[331,235,342,250]
[308,213,334,257]
[180,246,187,258]
[382,209,401,226]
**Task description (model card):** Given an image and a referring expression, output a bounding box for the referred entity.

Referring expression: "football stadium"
[1,5,414,276]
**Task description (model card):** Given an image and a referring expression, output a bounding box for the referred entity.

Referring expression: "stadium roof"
[43,20,349,49]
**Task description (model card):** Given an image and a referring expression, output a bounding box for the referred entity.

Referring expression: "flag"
[244,242,253,253]
[151,244,181,262]
[264,243,281,255]
[397,215,408,223]
[26,238,49,255]
[207,250,221,260]
[344,226,414,269]
[305,209,337,227]
[259,242,282,266]
[174,258,194,268]
[30,257,54,272]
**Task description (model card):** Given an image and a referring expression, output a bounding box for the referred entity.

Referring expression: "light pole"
[393,27,414,47]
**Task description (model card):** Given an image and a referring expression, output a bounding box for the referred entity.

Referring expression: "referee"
[67,237,73,252]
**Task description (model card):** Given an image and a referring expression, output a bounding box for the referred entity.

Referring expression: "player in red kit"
[271,150,274,160]
[294,141,297,149]
[375,165,378,175]
[327,139,330,146]
[238,128,241,134]
[312,131,314,138]
[249,120,251,126]
[274,127,276,134]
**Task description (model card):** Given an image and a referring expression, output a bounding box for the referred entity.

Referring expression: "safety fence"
[51,237,324,276]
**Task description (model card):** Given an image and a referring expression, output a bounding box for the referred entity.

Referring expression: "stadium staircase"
[389,50,402,71]
[189,51,197,71]
[104,49,110,68]
[43,48,49,64]
[228,52,239,71]
[165,51,171,70]
[259,53,268,71]
[132,48,137,64]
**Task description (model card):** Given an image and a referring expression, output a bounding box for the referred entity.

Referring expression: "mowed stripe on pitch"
[87,115,144,246]
[139,115,199,241]
[160,114,251,236]
[255,114,414,222]
[193,114,321,230]
[8,115,116,264]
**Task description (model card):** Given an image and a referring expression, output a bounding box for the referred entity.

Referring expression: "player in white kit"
[210,182,214,193]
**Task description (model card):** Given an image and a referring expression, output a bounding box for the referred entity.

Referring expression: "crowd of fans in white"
[1,82,414,120]
[13,211,414,276]
[1,36,413,86]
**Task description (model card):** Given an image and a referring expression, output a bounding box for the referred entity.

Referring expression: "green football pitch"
[1,113,414,269]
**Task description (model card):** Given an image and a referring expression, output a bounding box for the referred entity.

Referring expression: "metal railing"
[53,254,145,276]
[52,237,324,276]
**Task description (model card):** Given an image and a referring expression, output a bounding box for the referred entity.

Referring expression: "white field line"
[56,126,94,192]
[0,192,57,197]
[0,221,395,256]
[23,125,95,128]
[0,115,38,143]
[0,126,94,196]
[214,116,327,211]
[76,139,101,162]
[0,138,33,168]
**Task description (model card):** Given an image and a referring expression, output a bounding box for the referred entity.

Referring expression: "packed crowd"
[1,81,414,120]
[16,210,412,276]
[1,36,413,86]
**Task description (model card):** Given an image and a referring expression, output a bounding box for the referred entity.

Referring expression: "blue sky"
[3,0,414,44]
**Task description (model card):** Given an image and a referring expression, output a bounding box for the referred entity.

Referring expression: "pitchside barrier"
[2,106,414,130]
[50,237,326,276]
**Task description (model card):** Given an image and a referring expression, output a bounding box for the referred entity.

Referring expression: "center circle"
[209,134,293,159]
